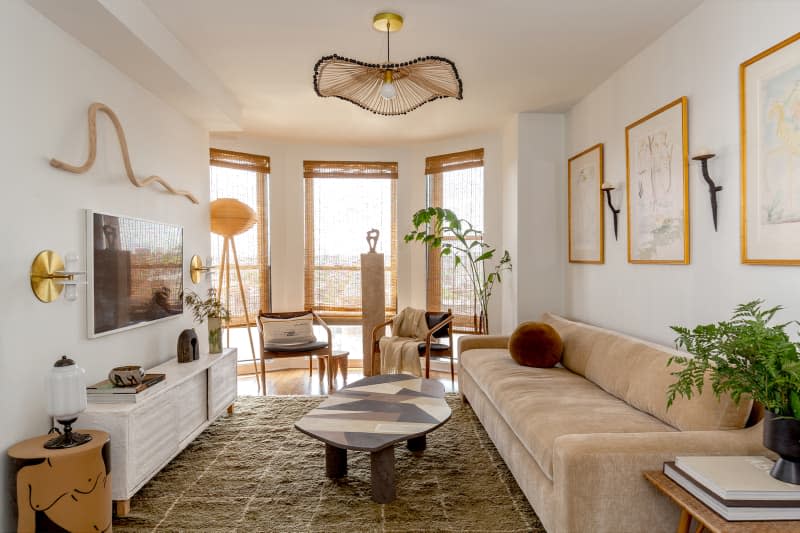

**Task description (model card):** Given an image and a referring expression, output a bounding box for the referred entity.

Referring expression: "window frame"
[303,160,398,323]
[425,148,485,333]
[209,148,271,326]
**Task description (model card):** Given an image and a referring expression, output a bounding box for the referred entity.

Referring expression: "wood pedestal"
[360,252,385,376]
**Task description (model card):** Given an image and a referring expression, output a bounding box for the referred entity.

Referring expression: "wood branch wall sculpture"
[50,102,199,204]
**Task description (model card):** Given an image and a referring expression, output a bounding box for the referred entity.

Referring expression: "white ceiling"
[143,0,702,144]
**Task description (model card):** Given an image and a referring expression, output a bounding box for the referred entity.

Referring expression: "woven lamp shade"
[313,55,462,116]
[210,198,257,238]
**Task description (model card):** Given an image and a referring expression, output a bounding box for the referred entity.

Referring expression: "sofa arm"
[551,424,766,533]
[457,335,509,354]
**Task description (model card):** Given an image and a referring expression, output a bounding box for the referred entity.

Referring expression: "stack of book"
[87,373,166,403]
[664,456,800,521]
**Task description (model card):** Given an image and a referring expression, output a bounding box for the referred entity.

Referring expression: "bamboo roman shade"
[210,148,270,174]
[425,148,484,175]
[303,160,398,180]
[304,160,398,321]
[209,148,270,327]
[426,148,485,332]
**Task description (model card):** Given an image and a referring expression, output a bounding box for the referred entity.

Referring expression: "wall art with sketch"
[741,32,800,264]
[568,143,604,263]
[625,96,689,264]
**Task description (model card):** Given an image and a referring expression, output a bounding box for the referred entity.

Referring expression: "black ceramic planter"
[763,410,800,484]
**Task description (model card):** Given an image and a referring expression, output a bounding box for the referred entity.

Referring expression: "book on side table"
[87,373,166,403]
[664,456,800,521]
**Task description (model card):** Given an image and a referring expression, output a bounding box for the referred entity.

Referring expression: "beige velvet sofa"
[458,313,766,533]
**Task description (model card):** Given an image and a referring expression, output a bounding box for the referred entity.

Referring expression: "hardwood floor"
[238,368,459,396]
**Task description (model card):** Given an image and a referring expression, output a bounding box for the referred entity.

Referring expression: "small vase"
[207,317,222,354]
[763,410,800,484]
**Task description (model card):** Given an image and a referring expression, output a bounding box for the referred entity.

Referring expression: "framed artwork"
[625,96,689,264]
[568,143,604,263]
[741,32,800,265]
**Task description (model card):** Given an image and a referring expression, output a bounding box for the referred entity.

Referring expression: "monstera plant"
[404,207,511,334]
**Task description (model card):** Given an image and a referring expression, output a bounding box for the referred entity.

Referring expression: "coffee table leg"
[407,435,426,453]
[325,444,347,478]
[370,446,395,503]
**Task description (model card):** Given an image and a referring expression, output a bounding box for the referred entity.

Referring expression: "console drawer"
[176,373,208,442]
[131,392,178,486]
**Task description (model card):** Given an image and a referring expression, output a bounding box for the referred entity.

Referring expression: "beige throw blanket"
[379,307,428,376]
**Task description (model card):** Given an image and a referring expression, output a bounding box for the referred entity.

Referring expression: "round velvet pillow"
[508,322,563,367]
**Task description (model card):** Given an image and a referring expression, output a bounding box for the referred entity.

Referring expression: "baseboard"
[235,356,455,376]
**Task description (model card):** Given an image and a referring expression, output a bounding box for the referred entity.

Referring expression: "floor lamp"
[210,198,260,392]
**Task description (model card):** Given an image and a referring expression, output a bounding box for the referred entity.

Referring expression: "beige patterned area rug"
[114,395,543,532]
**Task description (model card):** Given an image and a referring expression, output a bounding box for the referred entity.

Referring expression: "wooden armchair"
[371,309,455,382]
[256,309,341,393]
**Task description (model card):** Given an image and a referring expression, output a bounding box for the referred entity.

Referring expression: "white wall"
[501,116,520,332]
[500,113,566,332]
[209,130,505,330]
[0,2,210,528]
[518,114,566,323]
[565,0,800,344]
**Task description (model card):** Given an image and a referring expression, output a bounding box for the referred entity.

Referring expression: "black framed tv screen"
[88,211,183,337]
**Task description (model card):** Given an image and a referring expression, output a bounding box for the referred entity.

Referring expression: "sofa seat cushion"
[460,348,675,480]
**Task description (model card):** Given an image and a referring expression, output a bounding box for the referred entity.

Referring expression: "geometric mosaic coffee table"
[295,374,451,503]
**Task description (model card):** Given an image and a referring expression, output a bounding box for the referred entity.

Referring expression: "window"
[209,148,270,327]
[425,148,485,332]
[304,160,397,321]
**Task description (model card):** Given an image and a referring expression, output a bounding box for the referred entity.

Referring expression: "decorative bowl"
[108,365,145,386]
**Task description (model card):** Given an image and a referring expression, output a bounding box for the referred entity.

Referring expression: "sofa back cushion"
[540,313,752,431]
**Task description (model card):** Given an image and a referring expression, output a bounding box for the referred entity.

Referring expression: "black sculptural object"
[692,153,723,231]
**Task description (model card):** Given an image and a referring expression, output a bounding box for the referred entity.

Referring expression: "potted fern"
[404,207,511,334]
[667,300,800,483]
[183,289,230,354]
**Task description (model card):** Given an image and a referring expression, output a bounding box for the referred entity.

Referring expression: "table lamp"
[45,355,92,449]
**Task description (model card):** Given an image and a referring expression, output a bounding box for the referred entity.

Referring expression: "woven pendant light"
[313,13,463,116]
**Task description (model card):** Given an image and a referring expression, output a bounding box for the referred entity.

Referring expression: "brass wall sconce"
[692,152,722,231]
[30,250,86,303]
[600,183,621,241]
[189,255,216,284]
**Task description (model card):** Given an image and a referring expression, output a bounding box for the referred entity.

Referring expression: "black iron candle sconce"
[692,153,722,231]
[600,183,621,240]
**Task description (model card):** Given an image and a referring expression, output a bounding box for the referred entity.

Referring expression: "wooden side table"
[317,350,349,389]
[8,430,111,533]
[644,470,800,533]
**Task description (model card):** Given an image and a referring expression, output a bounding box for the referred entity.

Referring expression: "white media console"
[81,348,238,515]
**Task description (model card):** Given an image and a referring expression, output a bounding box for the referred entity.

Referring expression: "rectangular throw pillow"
[260,314,316,346]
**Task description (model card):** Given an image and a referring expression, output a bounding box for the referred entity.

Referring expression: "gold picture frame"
[625,96,689,264]
[568,143,604,264]
[740,32,800,265]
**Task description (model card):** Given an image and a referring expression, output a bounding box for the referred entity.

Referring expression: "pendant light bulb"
[380,70,397,100]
